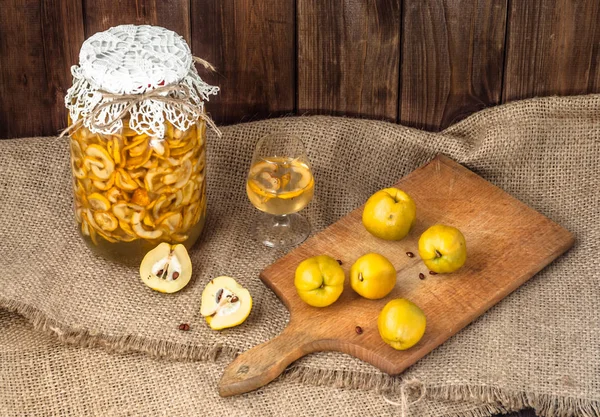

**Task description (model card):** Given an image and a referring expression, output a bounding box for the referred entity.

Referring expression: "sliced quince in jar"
[110,136,123,165]
[127,137,149,157]
[162,159,192,189]
[72,158,87,180]
[84,144,115,180]
[167,138,185,149]
[96,229,118,243]
[70,140,87,177]
[173,189,184,207]
[139,243,192,293]
[149,138,167,156]
[112,202,143,222]
[181,181,196,206]
[93,211,118,232]
[192,150,205,172]
[126,147,153,169]
[118,219,136,238]
[131,211,163,240]
[152,194,177,219]
[106,187,124,204]
[131,188,151,206]
[200,276,252,330]
[170,233,189,243]
[81,217,91,236]
[196,122,206,146]
[142,157,159,170]
[182,201,200,231]
[157,211,182,233]
[87,193,111,211]
[174,160,193,189]
[169,138,196,157]
[144,168,165,193]
[143,212,156,228]
[92,173,115,191]
[123,133,148,149]
[115,169,139,191]
[129,168,146,179]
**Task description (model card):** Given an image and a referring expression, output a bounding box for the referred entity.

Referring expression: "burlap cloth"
[0,95,599,416]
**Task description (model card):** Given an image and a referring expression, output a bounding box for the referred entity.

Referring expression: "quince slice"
[115,169,139,191]
[84,144,115,180]
[127,138,149,157]
[200,276,252,330]
[139,243,192,293]
[93,174,115,191]
[131,211,163,240]
[131,188,151,206]
[126,147,153,169]
[88,193,111,211]
[93,211,118,232]
[106,187,124,204]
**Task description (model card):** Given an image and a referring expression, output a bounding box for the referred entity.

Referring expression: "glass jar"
[69,119,207,263]
[65,25,219,264]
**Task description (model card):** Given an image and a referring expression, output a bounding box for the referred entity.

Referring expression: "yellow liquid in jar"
[246,157,314,215]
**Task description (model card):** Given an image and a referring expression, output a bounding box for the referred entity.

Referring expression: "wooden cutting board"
[218,155,574,397]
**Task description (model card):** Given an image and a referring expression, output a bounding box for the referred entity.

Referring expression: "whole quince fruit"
[362,188,416,240]
[350,253,396,300]
[295,255,345,307]
[418,224,467,273]
[378,298,426,350]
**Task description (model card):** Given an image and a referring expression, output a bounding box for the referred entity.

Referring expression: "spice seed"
[429,271,437,275]
[419,273,425,280]
[355,326,363,335]
[406,252,414,258]
[178,323,190,331]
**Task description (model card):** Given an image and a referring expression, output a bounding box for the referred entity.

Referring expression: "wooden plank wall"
[1,0,600,139]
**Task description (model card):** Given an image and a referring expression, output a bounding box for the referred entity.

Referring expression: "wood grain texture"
[191,0,295,124]
[219,155,574,396]
[297,0,401,121]
[41,0,85,135]
[83,0,190,42]
[400,0,508,130]
[0,0,82,138]
[503,0,600,101]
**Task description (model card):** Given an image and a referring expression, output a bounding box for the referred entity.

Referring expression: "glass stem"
[274,214,290,227]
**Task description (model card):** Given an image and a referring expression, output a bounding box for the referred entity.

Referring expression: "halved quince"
[200,276,252,330]
[139,243,192,293]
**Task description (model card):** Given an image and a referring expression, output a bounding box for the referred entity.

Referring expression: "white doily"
[65,25,219,138]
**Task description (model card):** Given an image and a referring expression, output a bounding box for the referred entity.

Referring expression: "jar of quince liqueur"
[64,25,219,264]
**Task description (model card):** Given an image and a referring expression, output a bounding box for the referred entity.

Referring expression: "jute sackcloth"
[0,94,599,416]
[0,310,507,416]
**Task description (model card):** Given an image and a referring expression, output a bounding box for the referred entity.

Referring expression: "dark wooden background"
[1,0,600,139]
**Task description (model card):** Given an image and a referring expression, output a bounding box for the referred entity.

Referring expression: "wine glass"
[246,133,314,248]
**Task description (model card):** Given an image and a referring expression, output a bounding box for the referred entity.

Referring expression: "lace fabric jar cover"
[65,25,219,264]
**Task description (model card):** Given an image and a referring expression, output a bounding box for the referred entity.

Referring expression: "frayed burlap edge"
[3,297,599,417]
[282,367,600,417]
[0,297,238,362]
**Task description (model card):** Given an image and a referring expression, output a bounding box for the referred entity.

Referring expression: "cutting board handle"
[218,322,316,397]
